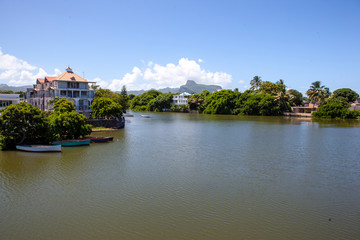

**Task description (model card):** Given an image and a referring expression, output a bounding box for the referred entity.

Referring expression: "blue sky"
[0,0,359,94]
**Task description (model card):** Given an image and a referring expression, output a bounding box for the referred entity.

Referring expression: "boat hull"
[16,145,62,152]
[52,139,91,146]
[86,137,114,143]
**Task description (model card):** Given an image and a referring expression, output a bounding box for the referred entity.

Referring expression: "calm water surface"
[1,113,360,239]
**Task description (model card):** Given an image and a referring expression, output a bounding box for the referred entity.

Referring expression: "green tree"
[119,85,128,112]
[236,94,281,116]
[313,98,360,119]
[54,98,76,113]
[49,98,92,140]
[250,76,262,91]
[188,94,206,112]
[203,90,240,114]
[306,81,330,104]
[0,103,51,149]
[91,97,123,119]
[260,81,289,111]
[332,88,359,103]
[0,90,14,94]
[287,89,303,106]
[147,93,174,112]
[129,90,161,111]
[49,112,92,140]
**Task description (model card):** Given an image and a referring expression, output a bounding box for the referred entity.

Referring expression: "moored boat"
[85,137,114,143]
[16,145,62,152]
[52,139,91,146]
[140,115,150,118]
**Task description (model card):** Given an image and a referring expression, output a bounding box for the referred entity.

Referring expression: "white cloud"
[198,59,203,63]
[0,48,59,86]
[103,58,232,91]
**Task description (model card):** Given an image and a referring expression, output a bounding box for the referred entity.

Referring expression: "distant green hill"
[179,80,221,94]
[127,80,222,95]
[0,84,32,92]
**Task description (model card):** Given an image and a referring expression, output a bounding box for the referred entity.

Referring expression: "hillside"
[0,84,32,92]
[179,80,221,94]
[127,80,222,95]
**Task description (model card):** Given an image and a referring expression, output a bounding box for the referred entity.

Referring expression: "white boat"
[16,145,62,152]
[140,115,150,118]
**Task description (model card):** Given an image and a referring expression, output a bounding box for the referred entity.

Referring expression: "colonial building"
[26,67,96,117]
[0,94,21,109]
[172,92,191,106]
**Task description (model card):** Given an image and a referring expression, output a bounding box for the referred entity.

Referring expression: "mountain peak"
[185,80,197,86]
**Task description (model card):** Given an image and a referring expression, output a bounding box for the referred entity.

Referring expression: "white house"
[26,67,96,117]
[172,92,191,106]
[0,94,21,109]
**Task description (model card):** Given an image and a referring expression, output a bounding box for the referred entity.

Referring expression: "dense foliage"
[0,99,94,149]
[50,98,92,140]
[332,88,359,103]
[147,93,174,112]
[54,98,76,113]
[287,89,303,106]
[313,99,360,119]
[49,111,92,140]
[129,90,162,111]
[0,103,51,149]
[306,81,330,104]
[95,87,128,113]
[91,97,123,119]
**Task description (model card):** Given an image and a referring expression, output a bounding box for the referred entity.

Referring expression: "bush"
[313,99,359,119]
[0,103,51,149]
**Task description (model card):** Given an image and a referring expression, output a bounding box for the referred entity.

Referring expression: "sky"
[0,0,359,94]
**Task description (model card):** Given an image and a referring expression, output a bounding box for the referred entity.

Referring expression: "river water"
[1,113,360,239]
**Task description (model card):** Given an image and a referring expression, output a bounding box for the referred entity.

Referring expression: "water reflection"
[1,114,360,239]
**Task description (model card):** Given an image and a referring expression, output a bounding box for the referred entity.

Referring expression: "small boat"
[52,139,91,146]
[140,115,150,118]
[85,137,114,143]
[16,145,62,152]
[124,114,134,117]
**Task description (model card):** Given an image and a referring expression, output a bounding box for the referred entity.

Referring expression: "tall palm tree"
[250,76,262,91]
[306,81,330,104]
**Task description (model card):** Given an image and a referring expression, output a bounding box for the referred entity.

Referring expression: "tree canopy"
[313,98,360,119]
[332,88,359,103]
[0,102,51,149]
[250,76,262,91]
[91,97,123,119]
[54,98,76,113]
[306,81,330,104]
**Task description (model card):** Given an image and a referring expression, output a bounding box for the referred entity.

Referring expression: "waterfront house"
[0,94,21,109]
[172,92,191,106]
[349,97,360,111]
[26,67,96,118]
[287,102,318,117]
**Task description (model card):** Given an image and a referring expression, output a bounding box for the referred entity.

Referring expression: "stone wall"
[85,117,125,129]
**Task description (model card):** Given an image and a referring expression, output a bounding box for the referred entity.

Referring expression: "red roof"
[45,76,57,82]
[37,78,44,84]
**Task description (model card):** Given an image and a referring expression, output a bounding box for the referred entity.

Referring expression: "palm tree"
[250,76,262,91]
[306,81,330,104]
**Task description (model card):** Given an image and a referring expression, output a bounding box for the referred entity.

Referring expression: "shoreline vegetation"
[1,77,359,150]
[127,78,360,119]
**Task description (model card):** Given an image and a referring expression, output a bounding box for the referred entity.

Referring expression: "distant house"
[288,102,319,117]
[172,92,191,106]
[26,67,96,118]
[0,94,21,109]
[349,98,360,111]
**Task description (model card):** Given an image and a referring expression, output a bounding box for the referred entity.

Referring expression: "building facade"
[0,94,21,109]
[26,67,96,117]
[172,92,191,106]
